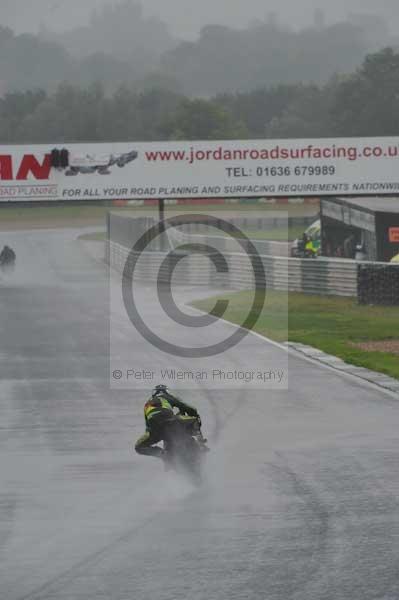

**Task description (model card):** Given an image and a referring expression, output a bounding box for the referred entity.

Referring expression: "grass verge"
[192,290,399,380]
[78,231,106,241]
[239,226,304,241]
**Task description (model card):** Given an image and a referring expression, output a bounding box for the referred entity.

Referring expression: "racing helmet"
[152,384,168,397]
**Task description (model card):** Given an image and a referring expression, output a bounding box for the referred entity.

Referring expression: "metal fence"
[107,241,359,297]
[106,213,398,302]
[171,215,317,232]
[358,264,399,305]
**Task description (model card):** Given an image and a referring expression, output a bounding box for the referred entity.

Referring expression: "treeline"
[0,2,177,94]
[1,48,398,143]
[162,16,389,96]
[0,1,394,96]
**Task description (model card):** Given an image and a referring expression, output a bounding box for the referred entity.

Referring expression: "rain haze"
[2,0,399,599]
[2,0,399,36]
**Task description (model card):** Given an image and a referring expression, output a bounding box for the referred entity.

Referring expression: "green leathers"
[135,388,200,459]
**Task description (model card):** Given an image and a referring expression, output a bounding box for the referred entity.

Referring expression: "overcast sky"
[1,0,398,37]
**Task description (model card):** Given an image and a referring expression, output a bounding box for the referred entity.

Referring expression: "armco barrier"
[107,214,399,301]
[107,241,358,297]
[107,242,230,287]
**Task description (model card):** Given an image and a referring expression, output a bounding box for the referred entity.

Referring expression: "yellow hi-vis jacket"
[144,392,198,428]
[144,397,173,422]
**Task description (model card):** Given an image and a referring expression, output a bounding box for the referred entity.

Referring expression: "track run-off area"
[1,227,399,600]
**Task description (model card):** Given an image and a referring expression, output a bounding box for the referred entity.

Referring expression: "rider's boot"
[193,422,208,445]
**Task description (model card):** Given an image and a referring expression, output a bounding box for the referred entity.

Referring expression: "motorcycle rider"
[135,385,205,459]
[0,245,16,266]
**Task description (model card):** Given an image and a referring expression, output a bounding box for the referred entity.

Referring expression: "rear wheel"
[164,423,204,484]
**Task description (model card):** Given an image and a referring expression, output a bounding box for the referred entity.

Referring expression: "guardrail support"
[159,198,165,223]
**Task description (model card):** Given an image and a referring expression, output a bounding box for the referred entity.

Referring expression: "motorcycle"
[0,247,16,275]
[162,413,209,485]
[0,261,15,275]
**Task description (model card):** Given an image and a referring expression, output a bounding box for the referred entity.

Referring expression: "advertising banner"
[2,137,399,201]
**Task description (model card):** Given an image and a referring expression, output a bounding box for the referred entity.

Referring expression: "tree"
[0,89,47,142]
[265,84,336,138]
[3,47,399,145]
[216,85,301,137]
[0,33,72,92]
[162,18,379,96]
[44,0,176,78]
[331,48,399,136]
[160,99,248,140]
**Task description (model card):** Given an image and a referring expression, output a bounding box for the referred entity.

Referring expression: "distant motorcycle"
[163,412,209,485]
[0,245,16,274]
